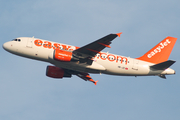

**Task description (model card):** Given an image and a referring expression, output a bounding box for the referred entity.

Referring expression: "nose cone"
[3,42,10,51]
[3,42,13,53]
[3,42,7,50]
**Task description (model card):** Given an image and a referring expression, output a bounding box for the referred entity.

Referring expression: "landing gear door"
[132,59,139,70]
[26,38,33,48]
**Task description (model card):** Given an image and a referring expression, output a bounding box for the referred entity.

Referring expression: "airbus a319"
[3,33,177,85]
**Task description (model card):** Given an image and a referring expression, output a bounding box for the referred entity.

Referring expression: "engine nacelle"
[54,49,73,62]
[46,66,71,78]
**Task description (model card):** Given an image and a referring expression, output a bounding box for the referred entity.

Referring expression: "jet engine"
[46,66,72,78]
[48,49,90,63]
[54,49,73,62]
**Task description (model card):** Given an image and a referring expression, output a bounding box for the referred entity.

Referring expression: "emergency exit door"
[26,38,33,48]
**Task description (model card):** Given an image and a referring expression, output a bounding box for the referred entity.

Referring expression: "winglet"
[94,80,98,85]
[116,32,122,37]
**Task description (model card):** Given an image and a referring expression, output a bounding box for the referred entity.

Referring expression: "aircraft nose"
[3,42,12,52]
[3,42,9,50]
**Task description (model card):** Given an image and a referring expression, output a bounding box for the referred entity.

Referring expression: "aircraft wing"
[76,72,98,85]
[68,33,122,84]
[65,69,98,85]
[72,33,122,60]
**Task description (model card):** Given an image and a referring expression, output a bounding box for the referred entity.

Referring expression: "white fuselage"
[3,37,175,77]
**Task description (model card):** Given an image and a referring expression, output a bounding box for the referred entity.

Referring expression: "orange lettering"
[43,41,52,49]
[100,53,107,60]
[107,54,116,62]
[61,45,71,50]
[53,43,61,49]
[34,40,43,46]
[116,56,128,64]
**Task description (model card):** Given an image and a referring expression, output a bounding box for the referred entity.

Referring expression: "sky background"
[0,0,180,120]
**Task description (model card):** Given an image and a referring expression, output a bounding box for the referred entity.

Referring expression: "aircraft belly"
[50,60,103,74]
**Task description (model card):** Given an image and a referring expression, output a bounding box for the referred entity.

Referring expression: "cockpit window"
[12,39,21,42]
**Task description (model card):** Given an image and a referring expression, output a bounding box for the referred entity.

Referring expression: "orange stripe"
[86,48,100,53]
[98,42,111,48]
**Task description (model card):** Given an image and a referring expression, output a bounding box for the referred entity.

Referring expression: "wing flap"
[63,69,98,85]
[76,73,98,85]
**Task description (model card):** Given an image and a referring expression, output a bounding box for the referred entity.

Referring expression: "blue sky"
[0,0,180,120]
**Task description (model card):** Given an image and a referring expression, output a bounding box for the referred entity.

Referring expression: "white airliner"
[3,33,177,85]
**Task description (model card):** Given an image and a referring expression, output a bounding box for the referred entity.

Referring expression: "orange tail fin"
[137,36,177,64]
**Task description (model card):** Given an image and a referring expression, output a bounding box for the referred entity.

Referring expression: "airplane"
[3,33,177,85]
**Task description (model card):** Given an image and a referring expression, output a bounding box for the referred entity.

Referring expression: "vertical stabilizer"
[137,37,177,64]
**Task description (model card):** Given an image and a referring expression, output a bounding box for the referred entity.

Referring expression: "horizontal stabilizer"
[150,60,176,70]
